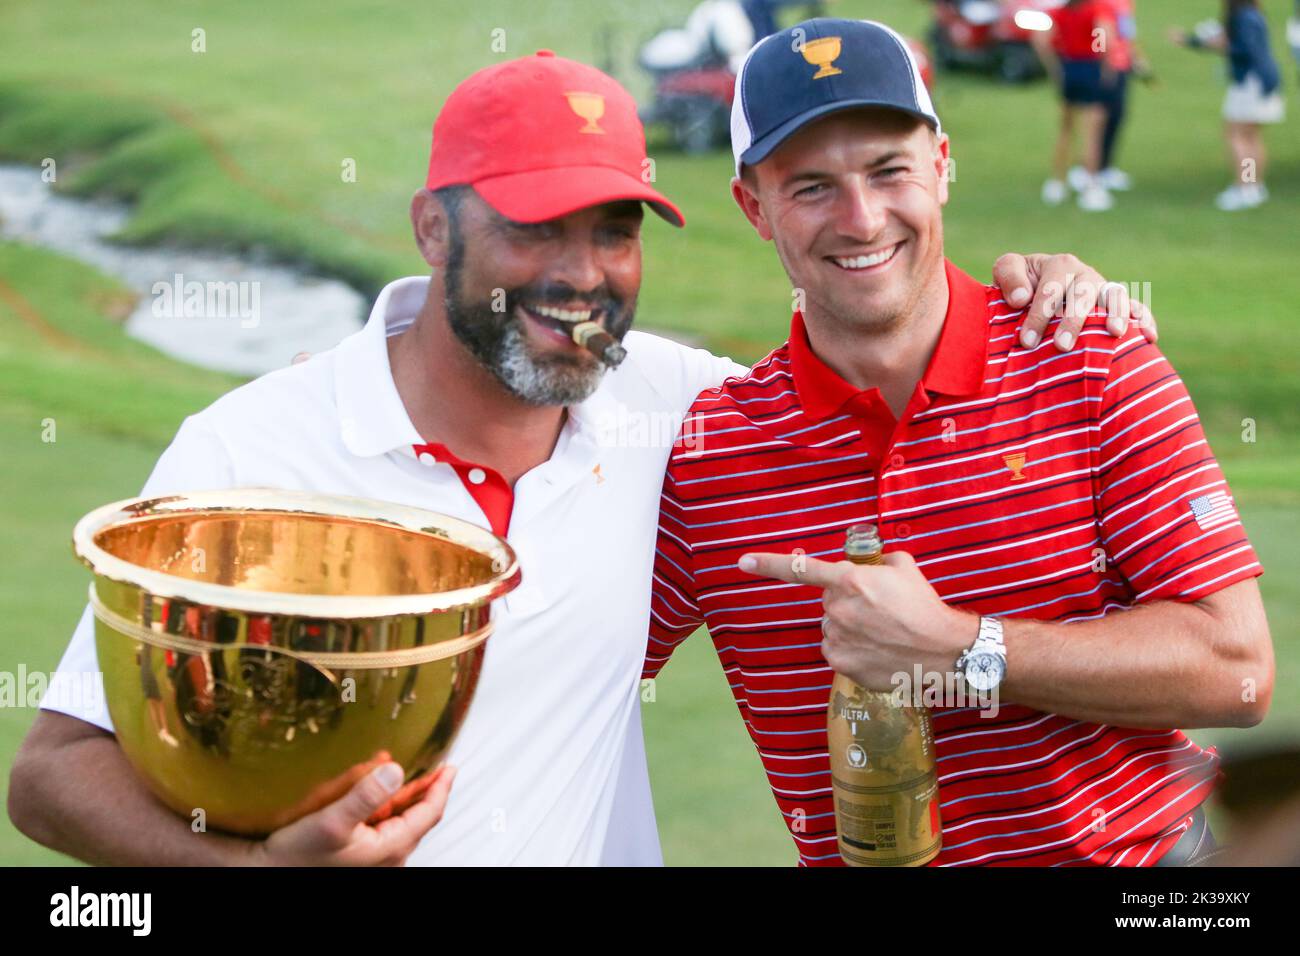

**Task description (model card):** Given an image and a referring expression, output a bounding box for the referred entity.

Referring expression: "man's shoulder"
[981,309,1177,446]
[680,341,792,412]
[139,347,348,495]
[987,309,1138,380]
[662,342,795,481]
[187,345,341,445]
[620,328,697,364]
[612,329,747,412]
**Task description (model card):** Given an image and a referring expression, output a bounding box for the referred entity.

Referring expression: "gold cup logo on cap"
[565,91,606,134]
[801,36,844,79]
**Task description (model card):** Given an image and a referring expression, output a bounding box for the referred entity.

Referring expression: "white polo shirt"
[42,275,742,866]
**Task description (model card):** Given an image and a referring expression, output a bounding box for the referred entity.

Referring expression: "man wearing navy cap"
[647,19,1272,866]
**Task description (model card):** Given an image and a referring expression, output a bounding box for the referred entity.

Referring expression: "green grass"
[1,0,1297,865]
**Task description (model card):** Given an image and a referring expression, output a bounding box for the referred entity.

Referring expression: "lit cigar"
[571,320,626,368]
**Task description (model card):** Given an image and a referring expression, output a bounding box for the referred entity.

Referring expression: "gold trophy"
[564,91,606,133]
[73,488,519,835]
[801,36,844,79]
[827,523,942,866]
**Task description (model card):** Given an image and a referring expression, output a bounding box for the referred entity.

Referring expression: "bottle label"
[828,676,942,866]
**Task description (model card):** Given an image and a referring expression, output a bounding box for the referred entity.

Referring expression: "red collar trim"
[411,442,513,538]
[787,259,990,421]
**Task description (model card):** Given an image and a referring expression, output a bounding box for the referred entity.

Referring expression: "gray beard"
[440,225,632,406]
[485,316,608,406]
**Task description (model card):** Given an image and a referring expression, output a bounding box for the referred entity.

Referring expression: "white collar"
[333,276,428,458]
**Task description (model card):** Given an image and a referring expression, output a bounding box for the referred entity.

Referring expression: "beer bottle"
[827,523,942,866]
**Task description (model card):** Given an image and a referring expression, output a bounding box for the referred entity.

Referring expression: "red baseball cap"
[426,50,684,227]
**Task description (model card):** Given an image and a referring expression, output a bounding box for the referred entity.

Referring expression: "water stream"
[0,164,365,376]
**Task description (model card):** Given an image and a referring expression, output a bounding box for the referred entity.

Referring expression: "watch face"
[966,652,1005,693]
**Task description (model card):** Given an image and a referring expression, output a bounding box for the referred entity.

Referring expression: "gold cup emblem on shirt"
[565,91,606,134]
[1003,452,1028,481]
[801,36,844,79]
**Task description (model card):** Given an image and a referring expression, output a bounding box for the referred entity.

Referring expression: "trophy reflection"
[74,488,520,836]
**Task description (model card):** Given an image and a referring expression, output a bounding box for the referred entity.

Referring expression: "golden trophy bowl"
[72,488,519,836]
[801,36,844,79]
[564,91,606,133]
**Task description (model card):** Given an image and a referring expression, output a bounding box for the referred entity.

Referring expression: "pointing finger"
[737,552,847,588]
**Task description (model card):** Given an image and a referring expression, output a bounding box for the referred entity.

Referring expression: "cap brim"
[740,100,939,170]
[471,165,685,228]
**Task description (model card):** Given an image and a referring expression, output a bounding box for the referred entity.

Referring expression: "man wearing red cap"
[13,50,1146,866]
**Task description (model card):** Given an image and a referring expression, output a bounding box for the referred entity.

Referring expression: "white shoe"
[1078,182,1114,211]
[1216,184,1266,210]
[1067,166,1089,192]
[1099,167,1132,191]
[1042,179,1068,205]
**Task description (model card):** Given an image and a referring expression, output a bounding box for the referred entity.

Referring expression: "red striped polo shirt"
[646,260,1262,866]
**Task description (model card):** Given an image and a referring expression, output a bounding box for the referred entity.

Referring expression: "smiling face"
[733,108,950,337]
[435,189,644,405]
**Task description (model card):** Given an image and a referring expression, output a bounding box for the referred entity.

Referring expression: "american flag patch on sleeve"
[1188,491,1238,531]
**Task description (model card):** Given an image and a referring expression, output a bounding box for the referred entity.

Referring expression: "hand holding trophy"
[72,488,519,859]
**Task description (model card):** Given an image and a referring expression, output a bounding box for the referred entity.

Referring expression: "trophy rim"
[73,487,520,619]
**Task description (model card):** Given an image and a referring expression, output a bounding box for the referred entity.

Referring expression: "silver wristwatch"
[954,616,1006,693]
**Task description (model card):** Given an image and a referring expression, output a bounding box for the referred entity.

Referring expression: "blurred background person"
[1074,0,1148,194]
[1170,0,1285,211]
[1036,0,1120,211]
[741,0,826,39]
[1288,1,1300,79]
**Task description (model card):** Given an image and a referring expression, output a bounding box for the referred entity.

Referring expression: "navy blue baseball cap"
[731,18,941,176]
